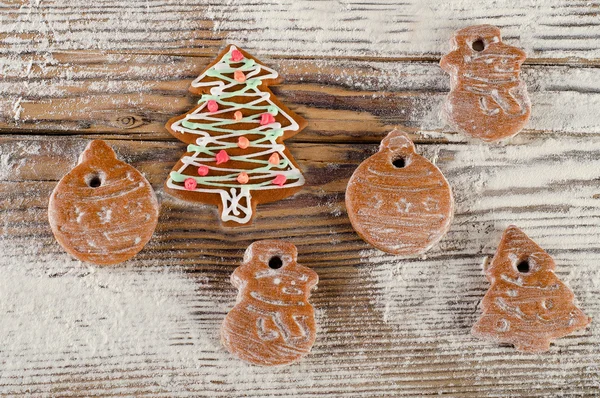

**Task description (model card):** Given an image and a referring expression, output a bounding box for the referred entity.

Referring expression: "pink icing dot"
[260,113,275,125]
[215,150,230,165]
[234,70,246,83]
[268,153,280,165]
[207,100,218,113]
[272,174,286,186]
[231,49,244,62]
[234,111,243,121]
[184,178,197,190]
[237,172,249,184]
[197,165,209,176]
[237,137,250,149]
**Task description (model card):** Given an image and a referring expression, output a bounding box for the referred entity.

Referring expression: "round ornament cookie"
[221,240,318,366]
[440,25,531,142]
[345,130,454,256]
[48,140,159,265]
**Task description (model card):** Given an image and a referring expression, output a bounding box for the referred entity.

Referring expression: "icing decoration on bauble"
[345,130,454,255]
[48,140,159,265]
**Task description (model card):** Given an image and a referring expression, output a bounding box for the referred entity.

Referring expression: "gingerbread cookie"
[165,45,306,227]
[345,130,454,256]
[472,225,591,353]
[48,140,159,265]
[440,25,531,142]
[221,240,318,366]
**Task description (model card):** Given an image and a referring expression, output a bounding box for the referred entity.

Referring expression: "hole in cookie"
[268,256,283,269]
[392,156,406,169]
[87,174,103,188]
[516,258,530,273]
[472,39,485,52]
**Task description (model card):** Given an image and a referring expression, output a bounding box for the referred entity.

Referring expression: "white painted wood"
[1,1,600,396]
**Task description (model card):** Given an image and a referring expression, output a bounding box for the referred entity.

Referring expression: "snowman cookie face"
[345,130,454,256]
[222,240,319,366]
[48,140,159,265]
[440,25,531,142]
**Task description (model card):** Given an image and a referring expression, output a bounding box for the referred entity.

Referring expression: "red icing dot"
[272,174,286,186]
[260,113,275,125]
[207,100,218,113]
[197,165,209,176]
[215,150,230,165]
[231,49,244,62]
[184,178,197,190]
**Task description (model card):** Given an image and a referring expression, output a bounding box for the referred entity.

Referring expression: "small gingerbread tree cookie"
[221,240,318,366]
[440,25,531,142]
[164,45,306,227]
[472,225,591,353]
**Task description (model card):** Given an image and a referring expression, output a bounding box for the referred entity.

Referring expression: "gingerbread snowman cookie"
[48,140,159,265]
[345,130,454,256]
[221,240,318,366]
[440,25,531,141]
[472,225,591,353]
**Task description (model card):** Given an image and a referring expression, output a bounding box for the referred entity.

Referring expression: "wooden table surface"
[1,1,599,396]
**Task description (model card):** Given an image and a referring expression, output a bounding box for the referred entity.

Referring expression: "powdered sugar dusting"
[361,136,600,360]
[219,0,600,59]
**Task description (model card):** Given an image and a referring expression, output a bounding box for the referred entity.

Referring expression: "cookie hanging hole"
[87,174,103,188]
[472,39,485,52]
[392,156,406,169]
[516,258,530,273]
[268,255,283,269]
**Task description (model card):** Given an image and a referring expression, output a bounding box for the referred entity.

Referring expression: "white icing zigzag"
[166,46,305,224]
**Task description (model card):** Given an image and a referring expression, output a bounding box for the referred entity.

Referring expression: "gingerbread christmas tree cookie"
[345,130,454,256]
[221,240,318,366]
[165,45,306,227]
[472,225,591,353]
[440,25,531,141]
[48,140,159,265]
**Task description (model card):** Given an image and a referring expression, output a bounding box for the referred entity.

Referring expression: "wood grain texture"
[1,134,599,396]
[1,1,600,396]
[2,52,600,141]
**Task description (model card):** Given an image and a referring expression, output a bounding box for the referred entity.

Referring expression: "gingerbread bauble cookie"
[165,45,306,227]
[48,140,159,265]
[221,240,318,366]
[345,130,454,256]
[440,25,531,142]
[472,225,591,353]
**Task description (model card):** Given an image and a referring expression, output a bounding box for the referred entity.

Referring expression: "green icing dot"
[267,105,279,115]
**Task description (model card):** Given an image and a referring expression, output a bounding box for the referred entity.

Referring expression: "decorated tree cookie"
[221,240,318,366]
[164,45,306,227]
[440,25,531,142]
[345,130,454,256]
[48,140,159,265]
[472,225,591,353]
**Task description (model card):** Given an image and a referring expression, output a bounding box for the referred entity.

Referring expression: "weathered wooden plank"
[0,134,599,396]
[2,51,600,141]
[2,0,600,62]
